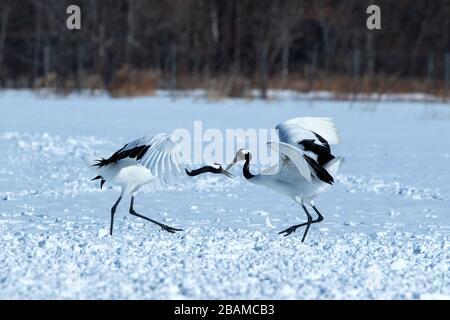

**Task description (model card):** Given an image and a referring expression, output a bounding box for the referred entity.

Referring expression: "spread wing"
[267,141,312,182]
[94,133,186,188]
[270,117,341,184]
[276,117,341,145]
[138,133,185,187]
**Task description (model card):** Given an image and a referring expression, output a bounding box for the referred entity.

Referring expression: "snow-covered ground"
[0,90,449,299]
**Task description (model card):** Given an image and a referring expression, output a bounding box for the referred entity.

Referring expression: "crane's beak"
[213,163,234,179]
[221,169,235,179]
[226,156,238,171]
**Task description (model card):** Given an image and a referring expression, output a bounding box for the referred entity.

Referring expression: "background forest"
[0,0,449,98]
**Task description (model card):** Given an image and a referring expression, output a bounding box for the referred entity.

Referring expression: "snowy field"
[0,90,449,299]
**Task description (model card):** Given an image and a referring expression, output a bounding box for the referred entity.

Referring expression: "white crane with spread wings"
[226,117,342,242]
[92,133,232,235]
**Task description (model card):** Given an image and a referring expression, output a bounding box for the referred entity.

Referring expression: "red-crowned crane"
[226,117,342,242]
[92,133,232,235]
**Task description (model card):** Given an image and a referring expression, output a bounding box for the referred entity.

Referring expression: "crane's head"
[226,148,251,171]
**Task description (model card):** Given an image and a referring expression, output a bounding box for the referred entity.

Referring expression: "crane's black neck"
[243,153,255,180]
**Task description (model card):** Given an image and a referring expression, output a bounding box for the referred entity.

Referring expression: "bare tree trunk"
[125,0,134,65]
[32,2,42,83]
[77,43,84,90]
[445,53,450,98]
[281,43,289,82]
[43,45,51,78]
[320,23,330,70]
[210,1,219,45]
[352,49,361,93]
[366,32,375,75]
[170,43,177,94]
[427,53,434,82]
[0,3,10,83]
[308,50,318,91]
[99,24,106,88]
[233,0,241,74]
[260,42,269,99]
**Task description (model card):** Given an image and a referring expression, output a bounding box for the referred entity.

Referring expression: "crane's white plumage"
[92,132,232,236]
[135,135,179,178]
[91,133,188,235]
[276,117,341,145]
[136,134,185,188]
[95,133,186,192]
[227,117,342,242]
[267,141,312,182]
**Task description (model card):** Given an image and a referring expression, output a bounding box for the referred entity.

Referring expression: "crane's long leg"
[278,204,312,240]
[279,203,324,241]
[311,204,324,223]
[129,196,182,234]
[110,196,122,236]
[300,204,313,242]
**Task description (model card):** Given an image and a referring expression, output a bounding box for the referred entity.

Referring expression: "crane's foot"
[159,224,183,233]
[278,225,301,237]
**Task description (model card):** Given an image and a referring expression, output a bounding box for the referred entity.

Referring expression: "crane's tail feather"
[81,154,107,189]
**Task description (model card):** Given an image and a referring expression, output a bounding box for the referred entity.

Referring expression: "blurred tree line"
[0,0,449,98]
